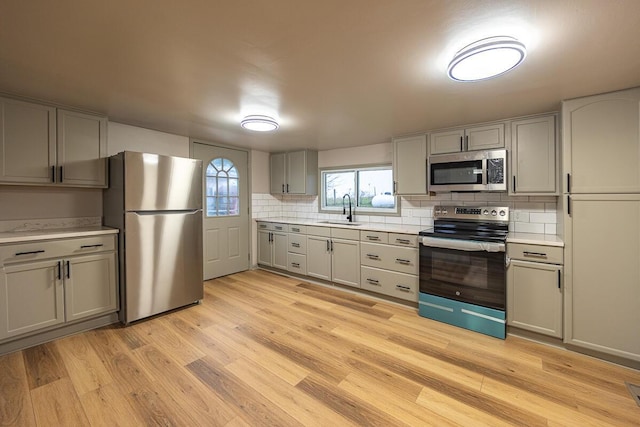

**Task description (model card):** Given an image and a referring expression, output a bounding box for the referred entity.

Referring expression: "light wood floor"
[1,269,639,426]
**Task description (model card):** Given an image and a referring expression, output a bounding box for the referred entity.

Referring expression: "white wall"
[107,122,190,157]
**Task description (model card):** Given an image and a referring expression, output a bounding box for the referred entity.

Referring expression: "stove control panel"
[433,206,509,222]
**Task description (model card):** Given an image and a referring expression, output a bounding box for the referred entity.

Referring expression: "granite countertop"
[255,217,424,234]
[506,232,564,247]
[0,226,119,245]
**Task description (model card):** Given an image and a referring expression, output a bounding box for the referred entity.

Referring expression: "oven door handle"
[421,236,505,253]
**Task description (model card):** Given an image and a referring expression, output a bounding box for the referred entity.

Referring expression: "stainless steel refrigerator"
[103,151,203,324]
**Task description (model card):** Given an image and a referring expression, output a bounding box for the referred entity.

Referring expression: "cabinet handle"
[465,135,469,151]
[51,165,56,182]
[366,278,380,285]
[522,251,547,258]
[259,224,267,228]
[282,184,285,193]
[366,254,380,260]
[330,240,333,252]
[15,249,45,256]
[291,242,300,248]
[393,181,397,195]
[513,176,516,191]
[291,262,300,268]
[275,226,283,230]
[57,261,62,280]
[292,227,300,232]
[460,136,463,151]
[66,260,70,279]
[395,238,410,244]
[286,184,289,193]
[395,258,411,264]
[567,173,571,193]
[80,244,104,249]
[557,270,562,289]
[396,284,411,292]
[59,166,63,182]
[366,235,380,241]
[567,195,571,216]
[326,240,330,252]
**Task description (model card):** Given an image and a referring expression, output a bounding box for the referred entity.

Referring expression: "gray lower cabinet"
[257,226,288,270]
[0,234,118,343]
[306,227,360,288]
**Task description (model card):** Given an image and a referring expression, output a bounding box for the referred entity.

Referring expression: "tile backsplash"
[252,193,558,234]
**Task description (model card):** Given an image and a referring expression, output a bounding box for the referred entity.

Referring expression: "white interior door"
[192,143,249,280]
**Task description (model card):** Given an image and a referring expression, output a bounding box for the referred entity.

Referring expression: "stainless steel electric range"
[418,206,509,339]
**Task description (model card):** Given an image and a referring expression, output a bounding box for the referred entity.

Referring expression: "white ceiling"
[1,1,639,152]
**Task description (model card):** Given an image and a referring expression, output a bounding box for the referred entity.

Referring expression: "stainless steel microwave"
[428,149,507,192]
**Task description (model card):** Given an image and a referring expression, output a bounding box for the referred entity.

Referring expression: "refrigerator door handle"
[130,209,201,215]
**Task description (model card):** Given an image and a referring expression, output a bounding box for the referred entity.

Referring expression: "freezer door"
[123,210,203,323]
[124,151,202,211]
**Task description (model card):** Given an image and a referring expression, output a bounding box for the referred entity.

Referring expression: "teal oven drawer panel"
[418,293,506,339]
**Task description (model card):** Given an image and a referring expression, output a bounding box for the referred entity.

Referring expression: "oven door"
[419,237,506,310]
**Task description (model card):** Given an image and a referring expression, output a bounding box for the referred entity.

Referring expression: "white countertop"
[507,232,564,247]
[0,226,119,245]
[256,217,424,234]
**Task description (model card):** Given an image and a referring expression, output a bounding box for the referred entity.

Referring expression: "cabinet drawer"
[361,266,418,302]
[1,235,116,264]
[288,224,307,234]
[331,227,360,240]
[389,233,418,248]
[287,253,307,275]
[508,243,563,264]
[272,223,287,232]
[360,242,418,275]
[288,234,307,254]
[360,230,388,244]
[307,225,331,237]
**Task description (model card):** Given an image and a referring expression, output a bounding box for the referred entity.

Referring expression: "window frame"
[205,157,240,217]
[319,164,400,216]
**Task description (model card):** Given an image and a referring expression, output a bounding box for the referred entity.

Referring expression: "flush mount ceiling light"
[240,115,279,132]
[447,36,527,82]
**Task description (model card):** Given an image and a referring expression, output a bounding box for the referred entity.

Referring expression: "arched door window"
[206,158,239,217]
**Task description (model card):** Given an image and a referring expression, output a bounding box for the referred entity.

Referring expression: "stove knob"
[434,207,441,215]
[499,210,506,216]
[455,291,461,296]
[483,209,489,215]
[491,210,497,216]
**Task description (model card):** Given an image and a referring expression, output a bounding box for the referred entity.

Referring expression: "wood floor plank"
[132,344,237,425]
[55,333,113,396]
[0,351,36,426]
[79,383,145,427]
[225,357,356,427]
[22,342,69,390]
[187,356,304,426]
[30,378,89,427]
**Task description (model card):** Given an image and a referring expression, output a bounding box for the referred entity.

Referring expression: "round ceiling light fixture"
[447,36,527,82]
[240,115,279,132]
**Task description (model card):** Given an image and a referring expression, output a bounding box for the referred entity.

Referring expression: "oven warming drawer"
[418,293,506,339]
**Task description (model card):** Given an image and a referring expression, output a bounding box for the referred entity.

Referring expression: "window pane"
[212,158,223,170]
[324,171,355,207]
[223,158,232,171]
[206,176,216,196]
[228,166,238,178]
[228,197,239,215]
[206,197,217,216]
[229,178,239,196]
[206,164,216,176]
[357,169,394,208]
[218,177,228,196]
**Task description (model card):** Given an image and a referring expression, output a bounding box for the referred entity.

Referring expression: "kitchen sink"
[318,220,362,226]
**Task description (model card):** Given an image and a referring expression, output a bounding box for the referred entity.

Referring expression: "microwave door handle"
[482,158,488,185]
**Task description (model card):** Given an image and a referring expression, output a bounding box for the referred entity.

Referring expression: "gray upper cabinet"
[0,97,56,184]
[0,97,108,188]
[393,134,427,195]
[562,87,640,194]
[430,123,505,155]
[57,109,108,187]
[270,149,318,195]
[510,114,558,195]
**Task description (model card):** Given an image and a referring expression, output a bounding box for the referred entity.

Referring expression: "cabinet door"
[564,195,640,361]
[286,150,306,194]
[0,97,56,184]
[393,135,427,195]
[563,87,640,193]
[507,260,562,338]
[430,129,464,155]
[56,109,107,187]
[257,230,273,266]
[331,238,360,288]
[306,235,331,281]
[511,115,557,194]
[270,153,286,194]
[64,253,118,322]
[466,123,505,151]
[0,259,64,340]
[272,231,288,270]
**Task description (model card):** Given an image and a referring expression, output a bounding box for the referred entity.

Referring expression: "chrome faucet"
[342,194,353,222]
